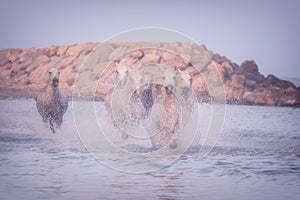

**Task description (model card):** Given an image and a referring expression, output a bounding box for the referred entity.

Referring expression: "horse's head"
[116,62,129,86]
[178,69,192,89]
[116,62,142,96]
[162,67,177,95]
[48,68,60,87]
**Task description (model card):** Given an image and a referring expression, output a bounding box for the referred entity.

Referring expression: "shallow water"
[0,99,299,199]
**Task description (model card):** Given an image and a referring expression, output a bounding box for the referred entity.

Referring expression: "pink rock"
[234,67,244,75]
[212,53,227,64]
[26,55,51,73]
[61,55,77,69]
[119,57,138,66]
[0,69,11,79]
[140,53,160,65]
[0,42,298,107]
[0,49,10,60]
[222,61,234,77]
[231,74,245,88]
[129,49,143,59]
[93,43,115,62]
[142,48,159,55]
[241,60,258,74]
[72,53,87,72]
[205,63,224,83]
[60,65,74,83]
[192,74,208,98]
[108,46,129,60]
[191,53,211,67]
[57,45,69,56]
[245,80,256,90]
[0,50,10,67]
[184,66,200,76]
[66,44,85,57]
[29,63,49,85]
[160,52,188,70]
[285,87,297,93]
[181,43,193,53]
[48,46,58,57]
[7,49,22,63]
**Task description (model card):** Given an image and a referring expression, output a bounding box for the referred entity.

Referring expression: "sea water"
[0,99,299,200]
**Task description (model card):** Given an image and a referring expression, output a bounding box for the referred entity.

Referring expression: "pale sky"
[0,0,299,78]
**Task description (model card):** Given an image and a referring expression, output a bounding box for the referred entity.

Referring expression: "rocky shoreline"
[0,42,299,107]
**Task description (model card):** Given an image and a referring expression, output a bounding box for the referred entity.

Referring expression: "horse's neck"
[164,94,177,114]
[46,85,59,99]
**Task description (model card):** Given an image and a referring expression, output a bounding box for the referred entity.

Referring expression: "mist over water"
[0,99,299,199]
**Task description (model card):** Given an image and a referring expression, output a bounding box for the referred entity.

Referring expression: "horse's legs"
[49,118,55,133]
[55,116,63,128]
[42,117,47,123]
[169,121,179,149]
[42,113,47,123]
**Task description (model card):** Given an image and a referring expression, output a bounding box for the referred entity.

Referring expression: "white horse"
[105,63,193,149]
[36,68,68,133]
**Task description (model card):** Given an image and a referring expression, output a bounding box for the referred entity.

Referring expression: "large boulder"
[222,61,234,79]
[244,72,265,84]
[264,74,296,89]
[65,43,94,57]
[160,52,189,70]
[245,80,256,90]
[46,45,58,57]
[8,49,22,63]
[57,45,69,56]
[231,74,245,88]
[191,74,209,99]
[140,53,160,65]
[212,53,227,64]
[234,66,244,75]
[241,60,259,74]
